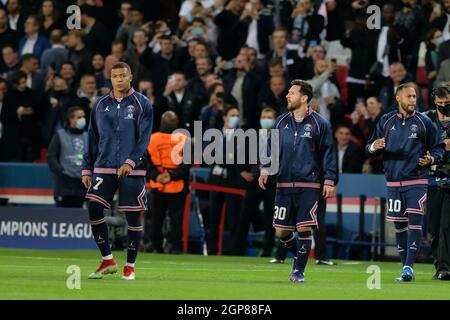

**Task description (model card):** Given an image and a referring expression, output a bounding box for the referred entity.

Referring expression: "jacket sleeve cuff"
[368,142,376,154]
[324,179,335,186]
[82,170,92,176]
[430,156,435,165]
[125,159,136,169]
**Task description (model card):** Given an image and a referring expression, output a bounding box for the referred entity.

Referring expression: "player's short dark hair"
[223,105,239,116]
[111,62,132,74]
[395,82,416,96]
[261,107,277,118]
[290,79,314,103]
[432,84,450,99]
[12,70,27,85]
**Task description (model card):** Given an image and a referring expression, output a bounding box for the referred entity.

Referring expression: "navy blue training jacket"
[262,109,338,189]
[82,88,153,176]
[366,110,444,186]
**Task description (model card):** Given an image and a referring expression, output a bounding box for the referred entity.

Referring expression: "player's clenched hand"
[444,138,450,151]
[372,138,386,151]
[258,175,268,190]
[419,151,433,167]
[82,176,91,189]
[322,185,336,199]
[118,164,133,177]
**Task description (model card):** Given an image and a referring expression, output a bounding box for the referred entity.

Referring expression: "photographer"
[426,84,450,280]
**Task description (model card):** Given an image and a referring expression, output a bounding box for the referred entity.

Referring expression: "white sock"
[126,262,135,267]
[102,254,113,260]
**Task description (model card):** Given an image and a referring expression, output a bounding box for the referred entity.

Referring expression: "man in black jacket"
[47,106,87,207]
[223,53,262,129]
[207,105,250,255]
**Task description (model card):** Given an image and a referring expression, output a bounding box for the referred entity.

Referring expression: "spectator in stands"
[0,8,18,54]
[309,58,344,129]
[115,0,133,46]
[258,75,288,114]
[123,28,150,86]
[164,71,197,132]
[41,29,68,76]
[38,0,63,38]
[183,40,210,79]
[140,34,183,99]
[186,56,213,116]
[238,0,274,59]
[223,53,262,129]
[214,0,245,60]
[267,27,301,80]
[7,53,44,94]
[199,82,227,132]
[59,61,77,92]
[147,111,190,254]
[18,15,50,60]
[116,4,145,51]
[379,62,413,112]
[425,28,444,90]
[7,0,27,37]
[1,70,40,161]
[335,124,364,174]
[104,40,125,80]
[74,74,98,120]
[91,53,108,91]
[0,78,7,161]
[47,106,88,208]
[67,30,92,81]
[139,78,168,133]
[80,4,111,56]
[430,0,450,41]
[1,45,19,76]
[43,73,77,145]
[288,0,324,57]
[341,12,378,111]
[350,96,384,173]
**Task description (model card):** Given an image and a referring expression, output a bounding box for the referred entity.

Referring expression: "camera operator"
[426,84,450,280]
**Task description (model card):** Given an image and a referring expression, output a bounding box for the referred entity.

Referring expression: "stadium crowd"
[0,0,449,256]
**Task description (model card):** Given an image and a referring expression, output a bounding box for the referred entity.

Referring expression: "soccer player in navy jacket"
[259,80,337,283]
[367,82,444,282]
[82,62,153,280]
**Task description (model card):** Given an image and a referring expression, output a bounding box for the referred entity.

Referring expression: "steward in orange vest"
[145,111,190,253]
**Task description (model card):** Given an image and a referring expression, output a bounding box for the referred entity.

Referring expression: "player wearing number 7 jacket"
[81,62,153,280]
[366,83,444,282]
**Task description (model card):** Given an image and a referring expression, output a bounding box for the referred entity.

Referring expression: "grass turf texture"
[0,248,448,300]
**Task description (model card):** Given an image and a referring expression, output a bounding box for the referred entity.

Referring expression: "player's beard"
[400,102,415,115]
[287,99,301,111]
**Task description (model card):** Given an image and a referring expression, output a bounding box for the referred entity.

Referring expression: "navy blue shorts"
[85,173,147,212]
[386,185,427,222]
[273,188,320,230]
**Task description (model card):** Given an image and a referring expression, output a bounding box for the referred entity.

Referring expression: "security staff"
[47,106,88,207]
[147,111,190,253]
[426,84,450,280]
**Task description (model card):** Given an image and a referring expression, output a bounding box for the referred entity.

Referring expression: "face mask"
[75,117,86,130]
[437,104,450,117]
[227,116,240,129]
[260,118,274,129]
[436,36,445,47]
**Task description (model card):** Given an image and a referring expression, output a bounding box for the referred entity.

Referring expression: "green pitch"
[0,248,448,300]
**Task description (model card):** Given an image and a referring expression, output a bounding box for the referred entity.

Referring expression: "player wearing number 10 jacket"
[258,80,338,283]
[366,83,444,282]
[81,62,153,280]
